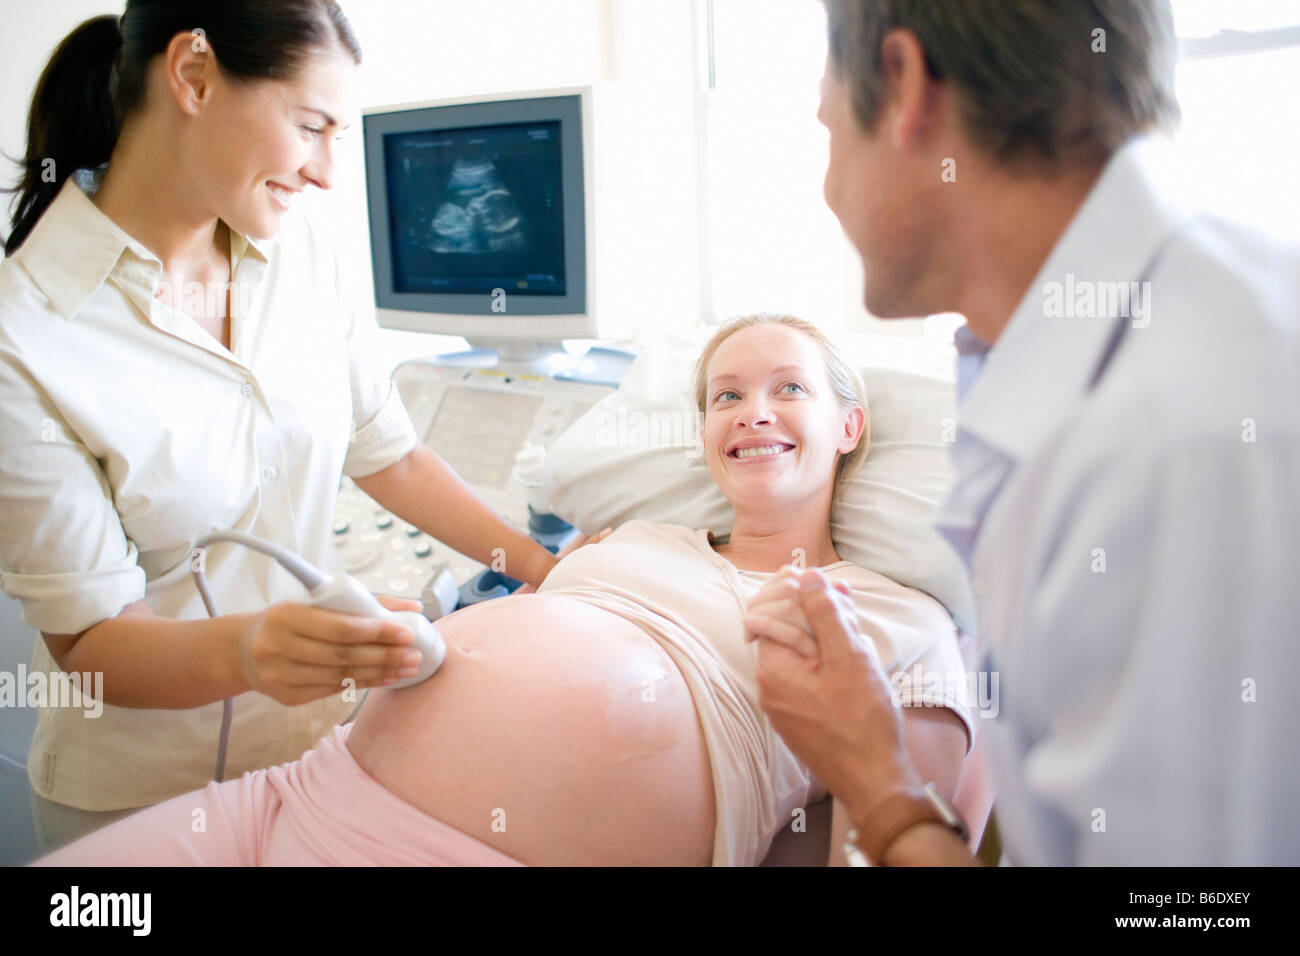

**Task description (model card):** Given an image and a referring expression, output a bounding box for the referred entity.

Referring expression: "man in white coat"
[748,0,1300,865]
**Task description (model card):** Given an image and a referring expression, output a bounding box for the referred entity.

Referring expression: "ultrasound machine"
[332,88,634,618]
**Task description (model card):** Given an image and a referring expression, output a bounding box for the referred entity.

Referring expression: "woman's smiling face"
[181,44,358,239]
[701,323,864,514]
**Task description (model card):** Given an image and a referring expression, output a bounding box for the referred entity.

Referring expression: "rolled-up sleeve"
[328,234,418,479]
[0,350,146,635]
[851,582,976,756]
[893,631,976,757]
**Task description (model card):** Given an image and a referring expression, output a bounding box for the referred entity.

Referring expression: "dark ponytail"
[3,17,122,257]
[3,1,362,257]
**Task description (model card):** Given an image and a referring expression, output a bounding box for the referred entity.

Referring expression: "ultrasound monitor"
[363,90,595,362]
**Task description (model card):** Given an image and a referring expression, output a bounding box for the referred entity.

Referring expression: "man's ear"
[879,28,942,151]
[163,30,216,117]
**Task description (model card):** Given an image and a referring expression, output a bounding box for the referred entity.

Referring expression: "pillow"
[540,326,976,634]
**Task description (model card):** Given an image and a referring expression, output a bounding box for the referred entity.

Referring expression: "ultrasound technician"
[0,1,560,851]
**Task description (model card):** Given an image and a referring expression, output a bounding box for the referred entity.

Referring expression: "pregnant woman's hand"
[236,602,427,705]
[514,526,613,594]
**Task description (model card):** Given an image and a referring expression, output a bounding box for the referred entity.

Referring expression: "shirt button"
[240,383,254,398]
[262,465,278,480]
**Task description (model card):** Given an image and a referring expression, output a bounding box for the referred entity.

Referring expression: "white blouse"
[0,168,418,810]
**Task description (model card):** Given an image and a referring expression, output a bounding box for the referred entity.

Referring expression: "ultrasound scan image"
[384,120,567,296]
[430,158,527,254]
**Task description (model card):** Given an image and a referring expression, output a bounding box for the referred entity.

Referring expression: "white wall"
[0,1,712,368]
[0,1,118,173]
[317,0,711,358]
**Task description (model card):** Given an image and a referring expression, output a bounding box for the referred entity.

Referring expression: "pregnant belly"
[345,593,716,865]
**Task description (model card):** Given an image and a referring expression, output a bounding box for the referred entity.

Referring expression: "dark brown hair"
[822,0,1180,167]
[4,0,362,256]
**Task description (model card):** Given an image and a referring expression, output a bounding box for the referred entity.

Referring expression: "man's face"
[817,56,938,319]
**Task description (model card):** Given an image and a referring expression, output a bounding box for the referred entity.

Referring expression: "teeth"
[734,444,790,459]
[268,183,292,204]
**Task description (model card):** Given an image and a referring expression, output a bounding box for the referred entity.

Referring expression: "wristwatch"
[843,782,968,866]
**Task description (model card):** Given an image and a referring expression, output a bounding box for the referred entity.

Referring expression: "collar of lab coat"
[15,167,277,322]
[955,135,1193,464]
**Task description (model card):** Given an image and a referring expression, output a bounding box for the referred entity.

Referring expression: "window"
[703,0,1300,341]
[1166,0,1300,242]
[703,0,887,335]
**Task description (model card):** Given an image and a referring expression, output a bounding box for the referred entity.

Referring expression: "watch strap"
[847,783,968,866]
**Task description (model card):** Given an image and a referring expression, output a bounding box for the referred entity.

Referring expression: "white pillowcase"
[540,327,976,634]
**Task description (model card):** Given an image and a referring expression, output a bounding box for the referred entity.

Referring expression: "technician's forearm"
[49,610,249,709]
[354,443,557,586]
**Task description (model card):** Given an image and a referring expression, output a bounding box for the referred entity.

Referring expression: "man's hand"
[743,567,821,658]
[748,567,921,820]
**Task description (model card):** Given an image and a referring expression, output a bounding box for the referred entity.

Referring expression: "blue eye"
[714,389,739,403]
[781,382,806,394]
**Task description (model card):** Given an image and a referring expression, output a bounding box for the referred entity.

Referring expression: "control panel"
[330,359,620,617]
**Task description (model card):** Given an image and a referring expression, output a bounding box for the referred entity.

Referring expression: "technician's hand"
[236,601,428,706]
[375,595,423,614]
[748,568,920,819]
[557,526,613,559]
[515,526,613,595]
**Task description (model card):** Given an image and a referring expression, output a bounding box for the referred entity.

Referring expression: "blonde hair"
[692,313,871,503]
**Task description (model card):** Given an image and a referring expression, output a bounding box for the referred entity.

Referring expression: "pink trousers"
[35,724,523,866]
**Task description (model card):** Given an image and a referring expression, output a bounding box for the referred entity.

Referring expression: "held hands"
[236,594,426,706]
[745,567,919,813]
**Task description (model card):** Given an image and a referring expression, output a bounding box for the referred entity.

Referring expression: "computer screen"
[363,91,590,337]
[383,120,566,297]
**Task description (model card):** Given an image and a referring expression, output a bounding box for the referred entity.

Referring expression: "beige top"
[538,519,973,866]
[0,169,418,810]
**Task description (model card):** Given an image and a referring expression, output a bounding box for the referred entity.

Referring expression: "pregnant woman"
[37,315,973,866]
